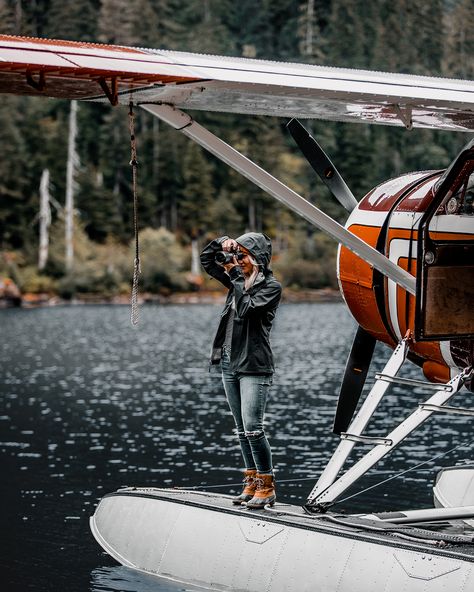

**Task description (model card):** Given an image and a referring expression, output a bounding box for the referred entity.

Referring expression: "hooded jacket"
[200,233,282,375]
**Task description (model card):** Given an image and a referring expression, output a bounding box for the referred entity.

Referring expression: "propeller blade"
[287,118,358,212]
[333,326,376,435]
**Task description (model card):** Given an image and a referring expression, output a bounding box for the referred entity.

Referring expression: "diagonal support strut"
[306,366,471,511]
[141,103,416,295]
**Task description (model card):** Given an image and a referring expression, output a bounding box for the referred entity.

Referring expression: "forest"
[0,0,473,301]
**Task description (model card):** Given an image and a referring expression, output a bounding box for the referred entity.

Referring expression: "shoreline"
[1,288,342,309]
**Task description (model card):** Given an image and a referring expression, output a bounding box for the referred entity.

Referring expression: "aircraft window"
[438,170,474,215]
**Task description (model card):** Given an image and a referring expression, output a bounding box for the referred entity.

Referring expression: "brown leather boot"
[246,473,276,509]
[232,469,257,505]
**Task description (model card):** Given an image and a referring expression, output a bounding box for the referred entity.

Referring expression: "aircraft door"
[415,140,474,341]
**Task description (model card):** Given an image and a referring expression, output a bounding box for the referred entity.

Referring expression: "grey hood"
[235,232,272,271]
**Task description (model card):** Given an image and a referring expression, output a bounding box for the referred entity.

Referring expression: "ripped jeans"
[221,350,273,474]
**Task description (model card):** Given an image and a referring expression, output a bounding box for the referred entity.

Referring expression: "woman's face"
[237,247,254,276]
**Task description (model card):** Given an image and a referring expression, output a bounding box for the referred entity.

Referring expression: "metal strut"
[306,336,410,505]
[26,70,46,91]
[140,103,416,296]
[99,76,118,106]
[305,364,472,512]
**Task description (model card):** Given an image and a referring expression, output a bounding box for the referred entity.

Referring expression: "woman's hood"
[235,232,272,270]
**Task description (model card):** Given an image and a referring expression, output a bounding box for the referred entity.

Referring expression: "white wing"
[0,34,473,131]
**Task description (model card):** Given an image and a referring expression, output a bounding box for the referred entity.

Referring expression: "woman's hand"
[222,238,238,252]
[220,238,239,271]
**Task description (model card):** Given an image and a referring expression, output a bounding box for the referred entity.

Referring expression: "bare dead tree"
[65,100,78,271]
[38,168,51,270]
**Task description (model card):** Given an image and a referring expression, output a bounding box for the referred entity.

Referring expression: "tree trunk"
[170,196,178,232]
[14,0,21,34]
[248,196,256,230]
[305,0,314,56]
[65,100,78,271]
[38,168,51,271]
[191,237,200,276]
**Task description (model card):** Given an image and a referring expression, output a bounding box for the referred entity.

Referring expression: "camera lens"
[215,251,226,264]
[215,251,233,264]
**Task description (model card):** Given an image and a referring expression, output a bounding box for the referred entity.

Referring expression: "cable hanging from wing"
[172,439,472,494]
[129,100,141,326]
[334,437,474,506]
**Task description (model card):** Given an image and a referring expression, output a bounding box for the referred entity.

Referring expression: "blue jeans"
[221,350,273,474]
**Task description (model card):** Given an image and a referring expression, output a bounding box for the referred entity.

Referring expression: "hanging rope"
[129,101,140,326]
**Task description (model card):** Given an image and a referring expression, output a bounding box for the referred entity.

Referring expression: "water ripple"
[1,303,473,591]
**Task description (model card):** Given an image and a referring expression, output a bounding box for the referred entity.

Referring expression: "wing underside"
[0,34,473,131]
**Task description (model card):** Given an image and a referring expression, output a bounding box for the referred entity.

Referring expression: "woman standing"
[200,232,282,509]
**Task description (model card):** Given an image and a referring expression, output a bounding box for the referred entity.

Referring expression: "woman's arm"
[227,267,282,317]
[200,236,232,288]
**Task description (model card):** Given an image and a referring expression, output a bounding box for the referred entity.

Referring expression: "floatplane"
[1,34,473,591]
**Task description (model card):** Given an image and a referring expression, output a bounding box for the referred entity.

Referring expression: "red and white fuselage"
[338,171,474,384]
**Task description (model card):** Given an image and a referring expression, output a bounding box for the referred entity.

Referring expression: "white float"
[434,465,474,527]
[90,487,474,592]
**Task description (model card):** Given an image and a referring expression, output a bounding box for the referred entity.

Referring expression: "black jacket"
[200,234,282,375]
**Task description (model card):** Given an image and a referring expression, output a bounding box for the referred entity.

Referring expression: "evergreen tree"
[443,0,474,79]
[0,0,16,35]
[411,0,444,75]
[180,141,214,239]
[131,0,160,48]
[326,0,366,68]
[179,0,235,54]
[98,0,141,45]
[262,0,300,59]
[0,97,29,248]
[297,0,325,62]
[151,0,187,49]
[224,0,268,57]
[76,165,122,242]
[225,115,287,232]
[98,106,132,240]
[206,190,243,237]
[371,1,412,72]
[45,0,99,41]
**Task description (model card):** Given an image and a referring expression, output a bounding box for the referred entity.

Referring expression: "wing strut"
[141,103,416,295]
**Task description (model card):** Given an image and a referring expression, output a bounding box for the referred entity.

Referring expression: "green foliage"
[137,227,189,292]
[41,218,131,297]
[16,266,57,293]
[56,260,122,298]
[273,230,338,289]
[180,142,215,236]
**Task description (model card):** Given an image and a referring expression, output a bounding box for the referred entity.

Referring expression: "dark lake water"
[1,303,473,591]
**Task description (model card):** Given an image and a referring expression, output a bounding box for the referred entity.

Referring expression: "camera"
[215,250,245,265]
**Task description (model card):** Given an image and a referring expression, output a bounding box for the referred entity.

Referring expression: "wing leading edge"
[0,34,473,131]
